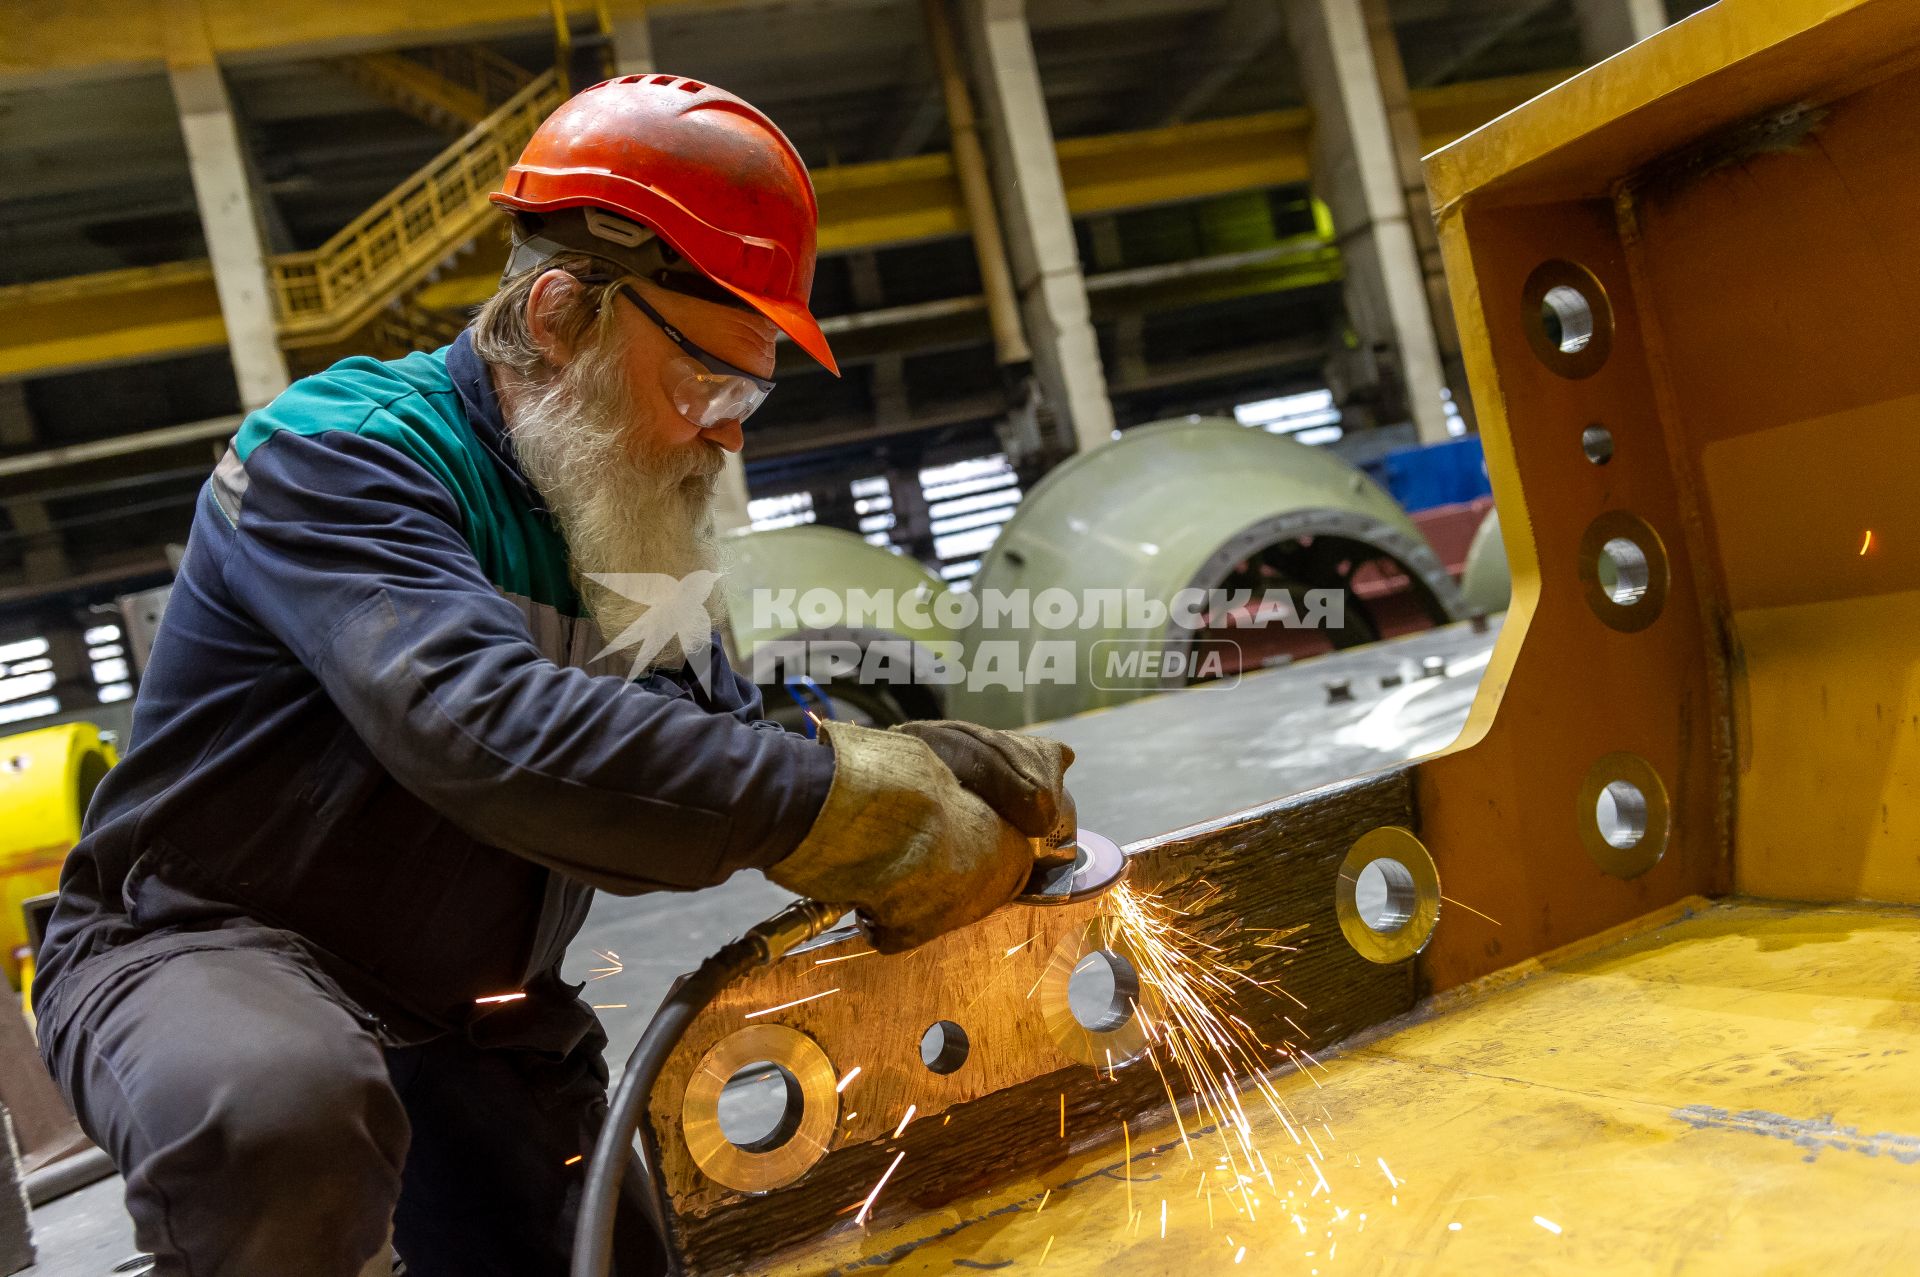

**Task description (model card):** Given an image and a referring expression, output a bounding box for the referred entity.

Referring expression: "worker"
[32,76,1074,1277]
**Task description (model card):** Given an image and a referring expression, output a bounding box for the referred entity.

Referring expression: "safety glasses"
[617,284,775,429]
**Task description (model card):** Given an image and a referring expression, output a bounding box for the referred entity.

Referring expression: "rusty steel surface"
[647,772,1420,1271]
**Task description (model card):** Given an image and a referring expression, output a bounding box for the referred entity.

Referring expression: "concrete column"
[1573,0,1665,62]
[1285,0,1451,444]
[608,2,657,77]
[168,60,289,412]
[957,0,1116,456]
[1361,0,1472,432]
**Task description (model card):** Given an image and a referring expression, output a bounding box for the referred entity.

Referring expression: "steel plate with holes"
[680,1023,839,1193]
[1577,751,1671,879]
[1521,258,1613,379]
[1335,826,1441,964]
[1578,509,1669,632]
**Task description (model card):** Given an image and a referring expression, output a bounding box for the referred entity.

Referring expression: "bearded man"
[32,76,1073,1277]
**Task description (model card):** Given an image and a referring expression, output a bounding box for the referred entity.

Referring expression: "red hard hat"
[493,75,839,376]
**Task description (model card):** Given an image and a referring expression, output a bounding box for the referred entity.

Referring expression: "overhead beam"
[0,73,1563,384]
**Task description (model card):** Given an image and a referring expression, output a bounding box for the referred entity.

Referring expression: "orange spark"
[474,992,525,1004]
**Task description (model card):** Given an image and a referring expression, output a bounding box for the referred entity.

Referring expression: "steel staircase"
[333,46,534,132]
[268,68,566,352]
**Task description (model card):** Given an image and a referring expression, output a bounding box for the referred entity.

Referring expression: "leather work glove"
[767,719,1039,953]
[891,720,1078,858]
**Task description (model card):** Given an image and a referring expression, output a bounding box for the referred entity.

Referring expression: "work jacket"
[36,331,834,1050]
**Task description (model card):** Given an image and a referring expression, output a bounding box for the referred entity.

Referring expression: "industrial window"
[747,491,816,532]
[850,476,897,549]
[1234,389,1344,446]
[0,635,59,725]
[922,454,1021,587]
[87,622,132,703]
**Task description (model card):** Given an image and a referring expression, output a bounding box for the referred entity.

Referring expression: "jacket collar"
[448,328,550,517]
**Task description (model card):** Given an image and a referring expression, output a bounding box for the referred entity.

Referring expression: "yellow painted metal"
[269,68,565,347]
[0,723,116,989]
[0,262,225,380]
[767,900,1920,1274]
[1391,0,1920,992]
[0,74,1554,381]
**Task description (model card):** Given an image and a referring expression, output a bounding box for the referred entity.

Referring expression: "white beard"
[503,337,727,671]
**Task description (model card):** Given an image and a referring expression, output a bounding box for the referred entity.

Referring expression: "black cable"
[572,900,844,1277]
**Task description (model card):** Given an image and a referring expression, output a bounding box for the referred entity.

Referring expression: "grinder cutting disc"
[1017,829,1127,905]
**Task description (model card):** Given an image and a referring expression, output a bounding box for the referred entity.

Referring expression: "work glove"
[891,720,1078,856]
[767,719,1039,953]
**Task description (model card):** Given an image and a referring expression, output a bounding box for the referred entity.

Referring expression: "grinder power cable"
[571,829,1128,1277]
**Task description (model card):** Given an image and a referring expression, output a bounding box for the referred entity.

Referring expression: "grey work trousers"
[36,925,665,1277]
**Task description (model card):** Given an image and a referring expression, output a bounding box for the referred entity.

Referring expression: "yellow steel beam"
[0,73,1560,381]
[0,262,225,380]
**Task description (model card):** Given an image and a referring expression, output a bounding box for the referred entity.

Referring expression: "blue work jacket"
[36,331,833,1048]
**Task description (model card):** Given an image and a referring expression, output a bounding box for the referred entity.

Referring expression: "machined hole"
[1068,949,1140,1033]
[1354,857,1419,933]
[715,1060,804,1153]
[920,1020,971,1075]
[1541,285,1595,354]
[1597,781,1649,849]
[1597,537,1651,606]
[1523,261,1613,378]
[1582,424,1614,465]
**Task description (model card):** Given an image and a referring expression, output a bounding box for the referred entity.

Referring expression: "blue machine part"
[1369,436,1491,513]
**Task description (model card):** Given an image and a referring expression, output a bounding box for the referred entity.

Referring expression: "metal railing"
[338,46,535,128]
[269,68,565,348]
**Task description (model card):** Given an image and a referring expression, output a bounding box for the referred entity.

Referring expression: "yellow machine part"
[769,900,1920,1274]
[0,722,116,988]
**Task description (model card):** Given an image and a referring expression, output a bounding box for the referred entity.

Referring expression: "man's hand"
[891,720,1077,857]
[766,720,1039,953]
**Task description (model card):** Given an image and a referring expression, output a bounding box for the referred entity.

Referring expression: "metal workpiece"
[948,417,1464,729]
[646,770,1421,1271]
[717,524,957,725]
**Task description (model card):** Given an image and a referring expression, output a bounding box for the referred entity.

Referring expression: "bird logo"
[584,570,723,688]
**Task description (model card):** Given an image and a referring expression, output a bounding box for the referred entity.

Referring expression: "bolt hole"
[1354,858,1419,933]
[1541,285,1596,354]
[1597,781,1648,849]
[716,1060,804,1152]
[1597,537,1650,606]
[1582,424,1614,465]
[1068,949,1140,1033]
[920,1020,971,1074]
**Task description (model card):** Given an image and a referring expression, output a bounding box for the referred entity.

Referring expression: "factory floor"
[769,898,1920,1275]
[15,621,1498,1273]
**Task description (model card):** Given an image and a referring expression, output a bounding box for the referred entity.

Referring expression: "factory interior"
[4,0,1919,1272]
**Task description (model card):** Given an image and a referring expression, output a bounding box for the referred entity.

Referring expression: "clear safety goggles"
[616,284,776,428]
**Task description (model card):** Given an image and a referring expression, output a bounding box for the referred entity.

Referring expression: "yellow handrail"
[269,68,565,347]
[338,45,534,128]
